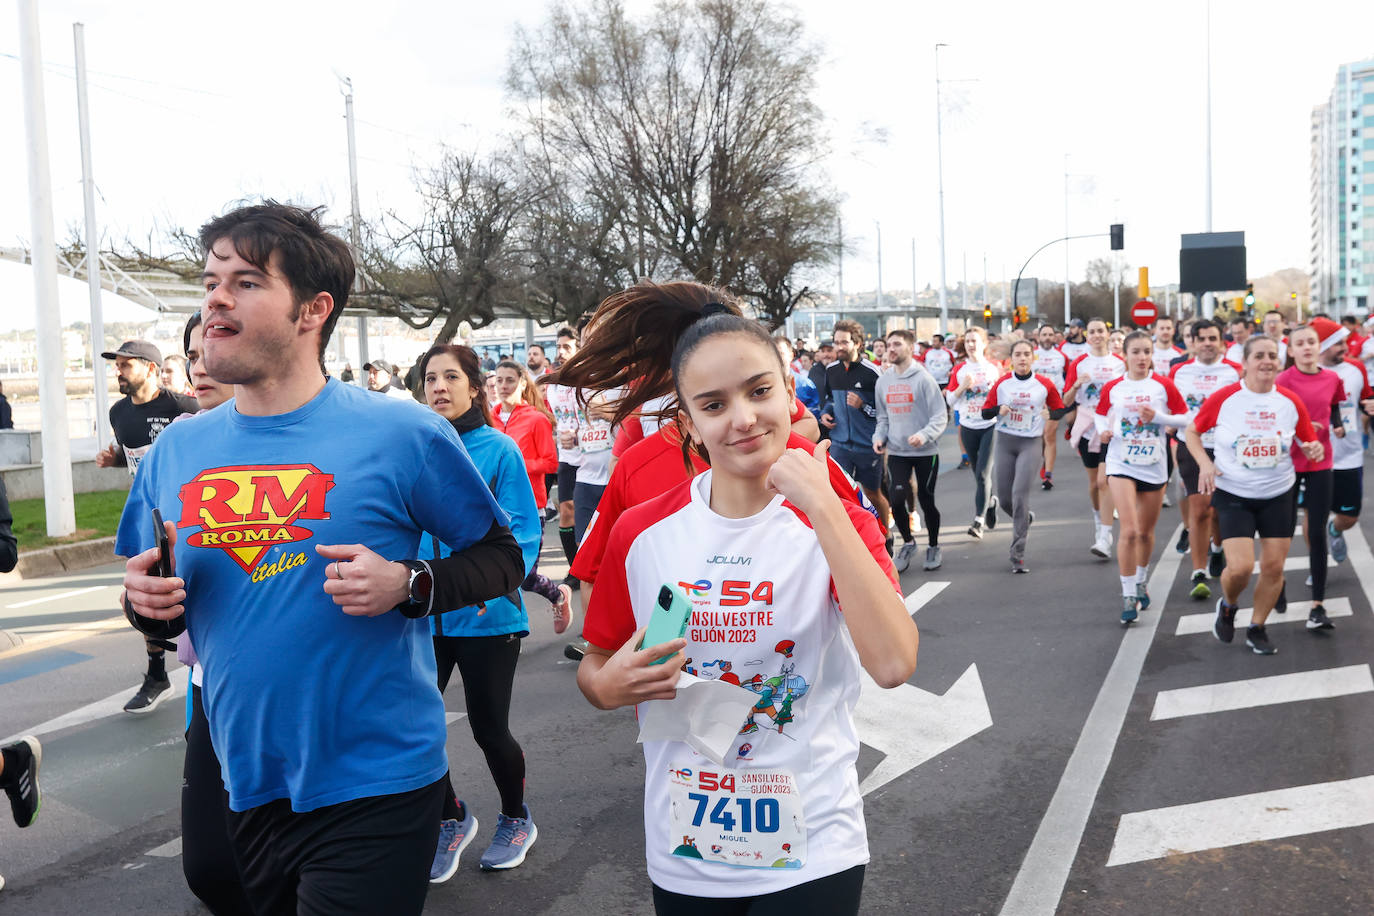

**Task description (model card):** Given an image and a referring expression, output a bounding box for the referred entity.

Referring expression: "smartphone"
[642,583,692,665]
[151,509,172,578]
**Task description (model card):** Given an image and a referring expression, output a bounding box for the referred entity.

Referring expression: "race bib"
[1002,407,1033,433]
[1236,435,1280,470]
[1340,405,1357,434]
[1200,428,1217,449]
[123,443,151,477]
[1122,435,1157,466]
[579,423,612,453]
[667,765,806,869]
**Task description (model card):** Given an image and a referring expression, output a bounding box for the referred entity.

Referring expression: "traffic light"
[1244,283,1255,309]
[983,306,993,323]
[1109,223,1124,251]
[1016,305,1029,324]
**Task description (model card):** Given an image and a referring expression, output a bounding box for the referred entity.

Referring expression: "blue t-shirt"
[115,379,507,812]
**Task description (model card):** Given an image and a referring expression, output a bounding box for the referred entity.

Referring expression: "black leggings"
[651,864,865,916]
[433,634,526,818]
[183,682,254,916]
[887,454,940,546]
[1298,470,1333,602]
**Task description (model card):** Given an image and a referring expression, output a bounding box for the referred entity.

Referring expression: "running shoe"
[1212,598,1237,644]
[1246,625,1276,655]
[551,584,575,635]
[984,497,998,530]
[1135,583,1150,611]
[1189,572,1212,601]
[1175,527,1190,554]
[1306,605,1335,631]
[894,541,918,573]
[479,805,538,870]
[922,546,943,570]
[1328,520,1347,564]
[1273,583,1287,614]
[1011,559,1029,574]
[958,456,971,469]
[563,641,587,662]
[563,574,581,592]
[2,736,41,828]
[1305,574,1313,587]
[1090,528,1112,559]
[1207,545,1225,578]
[123,674,173,715]
[1121,596,1138,625]
[430,807,479,884]
[967,518,984,539]
[885,536,895,558]
[1162,492,1173,508]
[1041,474,1054,491]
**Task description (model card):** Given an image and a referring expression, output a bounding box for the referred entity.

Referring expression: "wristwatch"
[398,560,433,617]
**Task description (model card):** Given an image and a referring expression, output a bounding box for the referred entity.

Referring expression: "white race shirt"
[1094,374,1188,484]
[1059,340,1091,362]
[1329,358,1373,471]
[983,372,1065,439]
[920,347,956,386]
[1192,382,1316,500]
[1065,352,1126,409]
[945,360,999,430]
[1031,346,1068,392]
[1151,344,1184,377]
[545,383,584,466]
[1169,358,1243,449]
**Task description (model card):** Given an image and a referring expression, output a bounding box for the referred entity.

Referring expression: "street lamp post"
[934,43,949,336]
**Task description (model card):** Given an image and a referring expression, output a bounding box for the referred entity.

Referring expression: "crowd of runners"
[3,200,1373,913]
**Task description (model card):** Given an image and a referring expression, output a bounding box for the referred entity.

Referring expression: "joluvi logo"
[179,464,334,575]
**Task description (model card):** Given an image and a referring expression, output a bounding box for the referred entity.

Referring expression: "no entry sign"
[1131,300,1158,327]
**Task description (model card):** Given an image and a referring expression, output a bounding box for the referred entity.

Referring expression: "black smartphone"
[151,508,172,578]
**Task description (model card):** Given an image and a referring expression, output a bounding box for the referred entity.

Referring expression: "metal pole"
[1201,0,1215,321]
[1064,154,1072,325]
[934,43,950,336]
[342,77,369,370]
[982,252,988,315]
[19,0,75,537]
[836,215,845,313]
[961,252,968,313]
[1113,257,1121,329]
[73,23,109,445]
[875,221,883,312]
[911,238,917,328]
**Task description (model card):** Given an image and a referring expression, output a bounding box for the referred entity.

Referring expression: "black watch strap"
[398,559,434,618]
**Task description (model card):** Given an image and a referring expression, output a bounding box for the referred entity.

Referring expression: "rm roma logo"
[178,465,334,575]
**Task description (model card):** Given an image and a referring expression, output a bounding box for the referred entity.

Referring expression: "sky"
[3,0,1373,331]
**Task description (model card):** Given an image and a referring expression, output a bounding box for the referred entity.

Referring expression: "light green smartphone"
[642,583,692,665]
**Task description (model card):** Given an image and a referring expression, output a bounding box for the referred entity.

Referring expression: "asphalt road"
[2,431,1372,914]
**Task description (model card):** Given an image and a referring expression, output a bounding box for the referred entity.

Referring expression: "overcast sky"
[3,0,1372,330]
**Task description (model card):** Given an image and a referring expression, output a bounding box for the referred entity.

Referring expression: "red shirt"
[1274,366,1343,473]
[495,403,558,504]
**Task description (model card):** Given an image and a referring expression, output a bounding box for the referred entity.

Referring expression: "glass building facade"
[1311,57,1374,316]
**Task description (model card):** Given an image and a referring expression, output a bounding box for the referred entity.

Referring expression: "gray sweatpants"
[995,432,1041,562]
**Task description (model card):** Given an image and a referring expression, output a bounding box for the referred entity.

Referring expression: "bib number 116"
[686,792,780,834]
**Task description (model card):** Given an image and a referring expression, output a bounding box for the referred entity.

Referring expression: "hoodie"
[873,361,947,457]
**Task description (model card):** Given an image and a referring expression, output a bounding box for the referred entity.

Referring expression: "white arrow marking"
[904,581,949,616]
[1174,596,1352,636]
[1150,664,1373,721]
[855,663,992,796]
[145,837,182,858]
[1108,774,1374,867]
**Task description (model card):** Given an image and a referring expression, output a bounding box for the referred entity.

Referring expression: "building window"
[1355,241,1362,249]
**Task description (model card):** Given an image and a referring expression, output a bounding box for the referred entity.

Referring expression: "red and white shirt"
[945,359,999,430]
[583,470,897,897]
[1151,344,1185,377]
[1059,340,1091,362]
[1093,374,1188,484]
[545,383,584,466]
[1031,346,1068,392]
[918,346,956,385]
[1169,358,1243,450]
[1191,382,1317,500]
[982,372,1065,439]
[1330,358,1374,471]
[1064,352,1126,409]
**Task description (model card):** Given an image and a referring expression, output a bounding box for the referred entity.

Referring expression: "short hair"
[1229,316,1249,327]
[1190,318,1222,339]
[773,335,795,357]
[1263,309,1283,319]
[886,328,916,346]
[528,343,545,355]
[833,319,865,345]
[556,327,577,342]
[1152,315,1174,326]
[198,202,354,360]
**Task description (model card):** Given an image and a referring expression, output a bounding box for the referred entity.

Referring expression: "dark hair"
[833,319,865,346]
[1085,317,1108,331]
[556,327,578,342]
[183,311,203,357]
[1010,339,1035,357]
[1123,329,1152,352]
[198,202,354,360]
[495,359,554,421]
[886,328,916,346]
[1190,318,1221,340]
[528,343,545,355]
[419,344,494,427]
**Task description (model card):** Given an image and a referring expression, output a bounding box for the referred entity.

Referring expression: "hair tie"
[700,301,732,319]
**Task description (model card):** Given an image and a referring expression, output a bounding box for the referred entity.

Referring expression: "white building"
[1311,56,1374,317]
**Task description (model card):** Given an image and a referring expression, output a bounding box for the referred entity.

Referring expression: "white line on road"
[145,837,182,858]
[997,525,1186,916]
[1344,525,1374,617]
[1107,774,1374,867]
[1174,597,1353,636]
[0,679,177,746]
[1150,664,1373,721]
[1252,555,1336,574]
[904,581,949,617]
[5,585,109,609]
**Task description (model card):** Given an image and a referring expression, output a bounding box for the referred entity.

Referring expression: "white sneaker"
[1091,528,1113,558]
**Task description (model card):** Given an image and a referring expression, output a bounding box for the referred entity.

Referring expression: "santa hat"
[1308,317,1348,352]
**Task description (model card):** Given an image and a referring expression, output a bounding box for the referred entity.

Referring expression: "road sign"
[1131,300,1158,327]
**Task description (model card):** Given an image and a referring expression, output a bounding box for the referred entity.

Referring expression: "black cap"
[101,339,162,365]
[363,359,394,374]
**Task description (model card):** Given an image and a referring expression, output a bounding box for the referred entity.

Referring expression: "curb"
[12,536,119,580]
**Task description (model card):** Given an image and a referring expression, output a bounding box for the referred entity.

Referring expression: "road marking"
[904,581,949,617]
[145,837,182,858]
[1107,774,1374,867]
[1344,525,1374,616]
[998,524,1185,916]
[1174,597,1352,636]
[0,648,94,687]
[1150,664,1373,721]
[5,585,109,609]
[0,678,177,745]
[0,615,127,661]
[1252,555,1336,574]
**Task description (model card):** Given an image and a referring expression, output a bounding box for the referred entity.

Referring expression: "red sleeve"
[1192,382,1240,434]
[580,512,638,651]
[612,414,645,458]
[530,416,558,474]
[1064,355,1084,391]
[1095,377,1119,416]
[1222,359,1243,374]
[1355,360,1374,399]
[1161,377,1188,415]
[1038,375,1065,410]
[980,375,1006,412]
[790,396,806,423]
[1277,386,1317,442]
[568,467,628,583]
[945,366,962,394]
[915,350,927,363]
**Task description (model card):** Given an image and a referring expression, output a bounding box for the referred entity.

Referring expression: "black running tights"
[183,682,254,916]
[433,634,526,818]
[887,454,940,546]
[1298,470,1333,602]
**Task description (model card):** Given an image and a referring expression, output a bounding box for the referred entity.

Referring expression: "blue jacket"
[430,422,540,637]
[820,358,881,449]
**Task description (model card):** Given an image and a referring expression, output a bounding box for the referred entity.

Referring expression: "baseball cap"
[101,339,162,365]
[1068,318,1086,329]
[363,359,394,374]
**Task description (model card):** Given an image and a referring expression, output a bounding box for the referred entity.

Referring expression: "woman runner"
[946,327,1000,538]
[1185,337,1324,656]
[573,283,918,916]
[422,345,543,878]
[981,340,1068,573]
[1095,331,1189,624]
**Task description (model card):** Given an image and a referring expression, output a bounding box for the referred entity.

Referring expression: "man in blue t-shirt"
[118,203,523,915]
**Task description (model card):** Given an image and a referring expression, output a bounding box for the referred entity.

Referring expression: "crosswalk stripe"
[1343,525,1374,616]
[1251,555,1336,574]
[1174,597,1352,636]
[1107,774,1374,867]
[904,581,949,617]
[1150,664,1373,721]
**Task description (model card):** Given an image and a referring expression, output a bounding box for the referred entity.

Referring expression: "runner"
[819,320,891,547]
[874,329,947,572]
[574,292,918,915]
[1108,328,1125,358]
[981,340,1068,573]
[1059,319,1091,362]
[1095,331,1189,624]
[1275,322,1345,630]
[1062,318,1125,558]
[421,344,543,879]
[1169,319,1242,600]
[1225,316,1253,365]
[947,328,1000,538]
[543,327,584,584]
[1185,336,1323,656]
[918,333,956,389]
[1260,310,1289,364]
[118,202,525,914]
[1150,316,1185,376]
[1322,322,1374,566]
[1031,324,1068,490]
[493,360,574,632]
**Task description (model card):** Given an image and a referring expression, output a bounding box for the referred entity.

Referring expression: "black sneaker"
[2,736,41,828]
[985,497,998,531]
[563,641,587,662]
[1212,598,1237,644]
[958,457,971,469]
[967,518,984,539]
[123,674,173,715]
[563,575,580,592]
[1175,527,1190,554]
[1273,583,1287,614]
[1246,624,1277,655]
[1306,605,1335,631]
[1041,476,1054,491]
[1207,546,1225,578]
